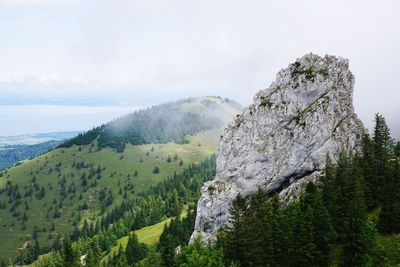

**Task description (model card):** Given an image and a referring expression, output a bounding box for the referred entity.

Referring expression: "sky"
[0,0,399,136]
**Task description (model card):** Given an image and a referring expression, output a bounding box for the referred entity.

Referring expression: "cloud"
[0,0,399,135]
[0,0,79,7]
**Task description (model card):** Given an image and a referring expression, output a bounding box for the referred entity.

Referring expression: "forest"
[61,99,225,152]
[7,156,216,266]
[9,114,400,267]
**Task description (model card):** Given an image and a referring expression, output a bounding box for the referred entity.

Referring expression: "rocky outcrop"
[191,54,365,243]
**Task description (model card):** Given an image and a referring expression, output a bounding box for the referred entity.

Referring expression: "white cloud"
[0,0,399,135]
[0,0,79,7]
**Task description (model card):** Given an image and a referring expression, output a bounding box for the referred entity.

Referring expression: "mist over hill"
[61,97,241,152]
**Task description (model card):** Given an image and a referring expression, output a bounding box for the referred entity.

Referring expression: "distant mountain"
[0,131,80,147]
[0,132,80,170]
[0,140,63,170]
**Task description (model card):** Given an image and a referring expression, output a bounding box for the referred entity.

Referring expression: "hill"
[0,96,241,263]
[0,141,62,170]
[61,97,240,152]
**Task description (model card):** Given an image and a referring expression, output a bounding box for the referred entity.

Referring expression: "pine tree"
[125,232,148,265]
[218,193,248,265]
[300,182,336,266]
[292,200,317,267]
[174,238,225,267]
[321,154,337,216]
[331,153,352,239]
[361,133,380,209]
[85,247,97,267]
[169,189,182,217]
[374,113,394,176]
[266,195,291,266]
[379,159,400,234]
[160,235,175,267]
[340,157,370,267]
[62,239,78,267]
[395,141,400,157]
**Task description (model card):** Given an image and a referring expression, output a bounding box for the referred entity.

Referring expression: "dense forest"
[214,114,400,267]
[61,98,229,152]
[0,140,61,170]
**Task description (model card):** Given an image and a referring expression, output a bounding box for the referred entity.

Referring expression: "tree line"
[60,99,223,152]
[12,156,216,266]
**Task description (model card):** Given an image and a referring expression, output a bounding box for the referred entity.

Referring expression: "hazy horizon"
[0,0,399,137]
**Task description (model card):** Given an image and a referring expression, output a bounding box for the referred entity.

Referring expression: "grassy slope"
[101,209,187,265]
[25,211,183,267]
[0,129,218,261]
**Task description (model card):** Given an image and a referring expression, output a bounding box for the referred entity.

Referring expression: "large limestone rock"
[191,54,365,243]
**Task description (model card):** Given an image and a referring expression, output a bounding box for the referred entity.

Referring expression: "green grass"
[0,129,219,262]
[111,217,171,252]
[101,209,188,264]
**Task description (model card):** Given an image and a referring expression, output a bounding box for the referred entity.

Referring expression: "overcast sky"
[0,0,399,136]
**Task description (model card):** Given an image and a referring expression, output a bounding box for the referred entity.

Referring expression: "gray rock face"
[190,54,365,243]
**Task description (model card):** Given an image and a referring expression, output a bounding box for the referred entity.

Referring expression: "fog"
[0,0,399,136]
[0,105,139,136]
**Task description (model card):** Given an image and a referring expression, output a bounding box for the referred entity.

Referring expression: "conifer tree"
[331,153,352,239]
[62,239,78,267]
[125,232,148,265]
[85,247,97,267]
[374,114,394,175]
[218,193,248,265]
[160,235,175,267]
[379,159,400,234]
[321,154,337,216]
[361,133,379,209]
[174,238,225,267]
[300,182,336,266]
[340,157,370,267]
[395,141,400,157]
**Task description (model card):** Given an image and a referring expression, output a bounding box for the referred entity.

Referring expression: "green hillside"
[0,97,241,263]
[100,209,187,265]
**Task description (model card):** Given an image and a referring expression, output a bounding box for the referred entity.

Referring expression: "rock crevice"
[190,54,365,243]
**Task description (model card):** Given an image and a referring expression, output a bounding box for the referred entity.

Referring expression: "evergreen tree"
[218,193,248,265]
[174,238,225,267]
[361,133,380,209]
[292,201,317,266]
[321,154,337,217]
[153,166,160,174]
[160,235,175,267]
[331,153,352,239]
[374,113,394,176]
[394,141,400,157]
[300,182,336,266]
[340,157,370,267]
[125,233,148,265]
[169,189,182,217]
[62,239,79,267]
[379,159,400,234]
[85,247,97,267]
